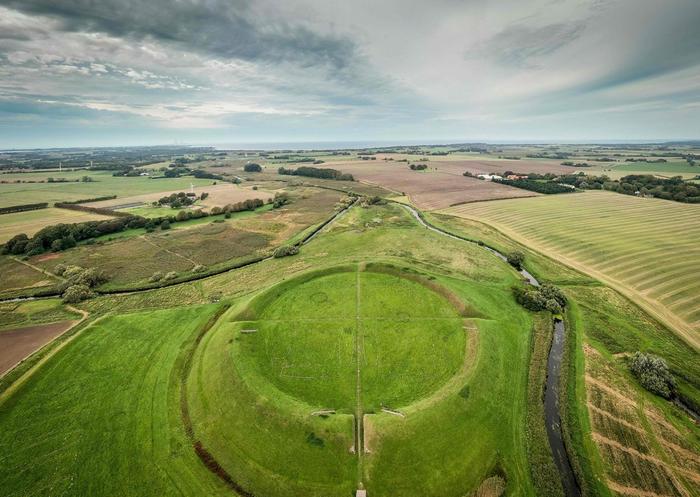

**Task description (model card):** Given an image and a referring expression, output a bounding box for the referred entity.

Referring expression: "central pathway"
[354,267,364,485]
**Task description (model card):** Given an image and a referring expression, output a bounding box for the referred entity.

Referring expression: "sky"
[0,0,699,148]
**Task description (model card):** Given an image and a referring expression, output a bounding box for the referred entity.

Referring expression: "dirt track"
[0,321,77,375]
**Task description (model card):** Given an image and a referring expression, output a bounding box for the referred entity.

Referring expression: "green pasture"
[0,170,217,208]
[0,305,230,497]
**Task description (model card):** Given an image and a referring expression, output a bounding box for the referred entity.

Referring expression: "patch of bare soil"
[469,475,506,497]
[0,321,77,375]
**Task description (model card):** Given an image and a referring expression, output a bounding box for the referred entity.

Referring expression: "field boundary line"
[440,212,700,351]
[140,235,199,267]
[0,310,110,407]
[10,256,64,282]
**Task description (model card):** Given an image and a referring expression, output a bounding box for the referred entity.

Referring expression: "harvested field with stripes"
[443,191,700,348]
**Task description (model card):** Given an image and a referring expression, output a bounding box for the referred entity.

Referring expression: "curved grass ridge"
[177,303,258,496]
[235,262,480,323]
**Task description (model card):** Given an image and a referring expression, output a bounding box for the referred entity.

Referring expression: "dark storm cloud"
[0,0,356,69]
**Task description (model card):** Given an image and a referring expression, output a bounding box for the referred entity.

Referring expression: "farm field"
[0,170,218,208]
[0,186,346,292]
[86,183,273,211]
[442,191,700,348]
[0,207,113,243]
[1,144,699,497]
[287,160,538,209]
[566,287,700,497]
[0,320,77,375]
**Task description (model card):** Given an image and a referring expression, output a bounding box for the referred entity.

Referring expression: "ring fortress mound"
[186,264,497,497]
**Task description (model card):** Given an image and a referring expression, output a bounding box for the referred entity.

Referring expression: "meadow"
[189,263,535,497]
[0,170,218,208]
[0,207,113,243]
[443,191,700,349]
[1,145,700,497]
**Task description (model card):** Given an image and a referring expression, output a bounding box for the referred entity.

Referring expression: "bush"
[160,220,171,230]
[149,272,164,282]
[506,251,525,269]
[629,352,676,399]
[513,284,567,312]
[192,264,206,273]
[62,284,93,303]
[3,233,29,254]
[243,163,262,172]
[163,271,178,281]
[224,211,231,219]
[273,245,299,258]
[54,263,67,276]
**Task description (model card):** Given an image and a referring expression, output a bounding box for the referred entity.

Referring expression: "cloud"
[465,22,586,67]
[0,0,699,146]
[1,0,357,70]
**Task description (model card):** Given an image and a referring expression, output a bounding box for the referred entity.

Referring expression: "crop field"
[0,170,218,208]
[86,183,273,211]
[0,320,77,375]
[443,191,700,348]
[281,160,538,209]
[0,207,113,243]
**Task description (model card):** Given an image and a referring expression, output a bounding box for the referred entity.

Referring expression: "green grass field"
[0,207,113,243]
[1,196,698,497]
[443,191,700,348]
[189,264,536,497]
[0,170,217,208]
[0,305,230,497]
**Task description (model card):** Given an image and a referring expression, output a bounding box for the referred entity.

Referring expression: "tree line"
[278,166,354,181]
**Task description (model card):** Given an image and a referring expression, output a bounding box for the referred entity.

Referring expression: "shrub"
[273,245,299,258]
[545,298,562,314]
[160,220,171,230]
[163,271,178,281]
[54,263,67,276]
[192,264,206,273]
[2,233,29,255]
[506,251,525,269]
[149,272,164,282]
[513,284,567,312]
[243,163,262,172]
[224,211,231,219]
[540,284,567,307]
[629,352,676,399]
[62,284,93,303]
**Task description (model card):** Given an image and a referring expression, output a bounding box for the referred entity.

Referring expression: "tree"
[2,233,29,255]
[629,352,676,398]
[273,245,299,258]
[244,163,262,172]
[62,284,93,304]
[506,251,525,269]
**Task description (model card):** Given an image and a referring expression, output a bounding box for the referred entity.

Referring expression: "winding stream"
[400,203,581,496]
